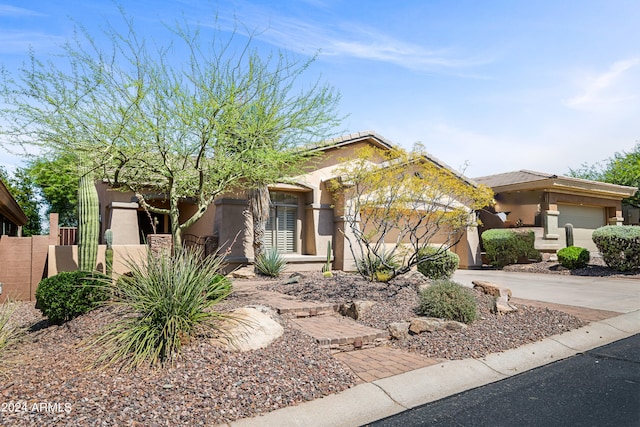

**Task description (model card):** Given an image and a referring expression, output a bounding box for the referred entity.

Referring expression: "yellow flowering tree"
[330,145,493,281]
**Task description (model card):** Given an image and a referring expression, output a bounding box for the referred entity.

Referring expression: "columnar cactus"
[564,223,574,248]
[105,229,113,277]
[78,173,99,272]
[322,241,333,278]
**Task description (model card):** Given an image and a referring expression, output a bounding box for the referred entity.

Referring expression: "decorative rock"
[396,270,431,291]
[340,300,376,320]
[409,317,444,334]
[472,280,517,314]
[215,307,284,352]
[229,266,256,279]
[388,322,410,340]
[472,280,512,299]
[444,321,468,331]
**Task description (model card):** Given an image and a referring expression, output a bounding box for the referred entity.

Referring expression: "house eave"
[490,178,637,200]
[0,179,28,226]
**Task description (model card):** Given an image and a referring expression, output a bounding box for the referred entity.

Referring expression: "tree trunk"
[248,185,271,265]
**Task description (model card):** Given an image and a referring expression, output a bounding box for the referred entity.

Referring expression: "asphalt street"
[369,334,640,427]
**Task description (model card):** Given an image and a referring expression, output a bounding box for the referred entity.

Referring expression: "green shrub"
[557,246,590,269]
[35,270,109,324]
[255,248,287,277]
[209,274,232,300]
[356,250,400,282]
[417,247,460,280]
[88,247,231,370]
[481,229,540,268]
[417,280,477,324]
[592,226,640,271]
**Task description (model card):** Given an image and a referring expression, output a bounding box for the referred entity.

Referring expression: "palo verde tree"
[0,11,340,249]
[330,144,493,281]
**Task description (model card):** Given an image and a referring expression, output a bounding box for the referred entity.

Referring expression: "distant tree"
[569,143,640,207]
[0,166,42,236]
[0,11,340,249]
[329,145,494,281]
[24,154,78,227]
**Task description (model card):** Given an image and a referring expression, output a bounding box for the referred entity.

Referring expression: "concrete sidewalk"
[223,273,640,427]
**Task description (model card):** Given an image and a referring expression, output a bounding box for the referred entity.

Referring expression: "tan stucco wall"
[48,244,147,277]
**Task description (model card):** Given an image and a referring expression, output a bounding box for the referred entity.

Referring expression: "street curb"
[224,310,640,427]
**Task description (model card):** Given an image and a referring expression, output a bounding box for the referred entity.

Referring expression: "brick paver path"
[334,347,440,383]
[289,315,387,349]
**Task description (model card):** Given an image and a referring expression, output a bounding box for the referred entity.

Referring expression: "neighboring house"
[474,170,638,253]
[0,178,27,236]
[97,131,485,271]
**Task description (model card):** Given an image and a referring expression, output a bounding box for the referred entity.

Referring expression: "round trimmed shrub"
[35,271,109,324]
[557,246,590,269]
[417,247,459,280]
[481,228,540,267]
[417,280,477,324]
[592,225,640,271]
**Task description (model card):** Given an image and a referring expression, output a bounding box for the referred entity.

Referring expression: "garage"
[557,203,606,251]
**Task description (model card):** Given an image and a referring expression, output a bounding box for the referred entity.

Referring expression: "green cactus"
[564,223,574,248]
[322,241,333,278]
[78,172,99,272]
[105,229,113,277]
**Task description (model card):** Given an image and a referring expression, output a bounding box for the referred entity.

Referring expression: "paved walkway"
[223,272,640,427]
[229,273,632,384]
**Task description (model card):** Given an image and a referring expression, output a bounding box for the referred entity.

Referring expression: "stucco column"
[108,202,140,245]
[608,216,624,226]
[543,210,559,240]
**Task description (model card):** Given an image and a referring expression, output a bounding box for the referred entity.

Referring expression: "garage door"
[558,204,605,251]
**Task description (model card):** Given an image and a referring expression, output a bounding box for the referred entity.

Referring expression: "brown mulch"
[1,263,624,426]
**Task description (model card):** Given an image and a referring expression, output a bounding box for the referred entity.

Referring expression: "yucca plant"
[87,246,232,371]
[0,300,18,354]
[254,248,287,277]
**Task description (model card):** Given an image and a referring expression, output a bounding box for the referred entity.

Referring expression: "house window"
[265,192,297,253]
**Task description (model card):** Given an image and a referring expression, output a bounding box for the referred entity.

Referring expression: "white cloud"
[213,4,486,71]
[565,58,640,111]
[0,30,66,54]
[0,4,43,17]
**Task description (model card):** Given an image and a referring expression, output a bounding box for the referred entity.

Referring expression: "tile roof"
[473,170,556,187]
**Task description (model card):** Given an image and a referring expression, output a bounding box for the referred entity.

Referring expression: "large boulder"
[216,307,284,352]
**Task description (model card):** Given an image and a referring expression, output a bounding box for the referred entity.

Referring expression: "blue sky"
[1,0,638,178]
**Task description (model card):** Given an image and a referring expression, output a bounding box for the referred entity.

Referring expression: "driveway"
[453,269,640,314]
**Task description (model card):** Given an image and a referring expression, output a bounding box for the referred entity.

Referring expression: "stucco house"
[97,131,486,272]
[474,170,638,253]
[0,178,27,237]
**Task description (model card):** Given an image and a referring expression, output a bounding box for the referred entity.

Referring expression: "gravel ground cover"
[1,261,624,426]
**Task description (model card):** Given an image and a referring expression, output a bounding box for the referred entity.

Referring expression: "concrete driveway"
[453,269,640,314]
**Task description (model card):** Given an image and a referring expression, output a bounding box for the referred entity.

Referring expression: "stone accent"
[408,317,468,334]
[473,280,518,314]
[389,322,410,340]
[147,234,172,257]
[229,266,256,279]
[340,300,376,320]
[216,307,284,352]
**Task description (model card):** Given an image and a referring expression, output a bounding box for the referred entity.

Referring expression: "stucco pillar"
[543,210,559,240]
[608,216,624,226]
[108,202,140,245]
